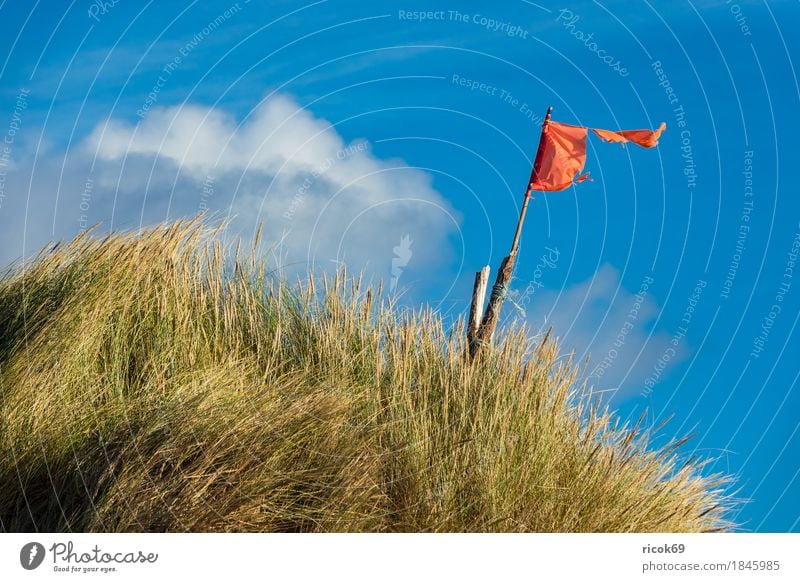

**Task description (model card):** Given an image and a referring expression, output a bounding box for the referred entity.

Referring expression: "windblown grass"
[0,219,732,532]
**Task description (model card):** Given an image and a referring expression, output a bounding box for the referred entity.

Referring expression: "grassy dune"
[0,220,732,532]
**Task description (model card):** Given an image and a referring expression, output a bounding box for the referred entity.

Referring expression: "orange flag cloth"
[530,120,666,192]
[592,121,667,148]
[530,121,591,192]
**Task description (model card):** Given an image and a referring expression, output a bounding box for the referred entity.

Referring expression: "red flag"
[591,122,667,148]
[529,119,666,192]
[530,121,591,192]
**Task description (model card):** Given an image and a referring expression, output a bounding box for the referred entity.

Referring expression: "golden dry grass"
[0,219,732,532]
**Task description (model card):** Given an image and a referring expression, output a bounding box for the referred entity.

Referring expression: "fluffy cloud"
[1,94,458,292]
[521,264,684,400]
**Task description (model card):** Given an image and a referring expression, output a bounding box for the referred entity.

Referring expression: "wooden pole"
[467,265,490,348]
[472,107,552,355]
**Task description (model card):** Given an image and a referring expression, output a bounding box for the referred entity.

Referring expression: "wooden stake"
[472,107,552,354]
[467,265,490,348]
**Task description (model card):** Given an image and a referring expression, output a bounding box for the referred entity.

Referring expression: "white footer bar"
[1,533,797,581]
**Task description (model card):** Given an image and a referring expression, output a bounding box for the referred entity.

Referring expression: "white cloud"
[1,94,459,291]
[522,264,684,400]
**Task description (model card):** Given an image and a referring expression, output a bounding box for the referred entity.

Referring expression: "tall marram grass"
[0,219,732,532]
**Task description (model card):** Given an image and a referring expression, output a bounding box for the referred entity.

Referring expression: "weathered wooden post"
[470,107,552,357]
[467,265,490,351]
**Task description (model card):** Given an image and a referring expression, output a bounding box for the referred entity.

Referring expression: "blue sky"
[1,0,798,531]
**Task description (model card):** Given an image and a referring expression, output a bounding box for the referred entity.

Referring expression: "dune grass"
[0,219,732,532]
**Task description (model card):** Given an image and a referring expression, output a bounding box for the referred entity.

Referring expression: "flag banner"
[591,121,667,148]
[530,119,666,192]
[530,121,591,192]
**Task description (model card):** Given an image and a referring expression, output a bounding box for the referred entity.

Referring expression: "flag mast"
[469,106,552,357]
[467,107,666,356]
[510,106,552,255]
